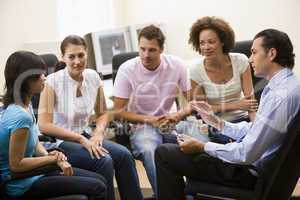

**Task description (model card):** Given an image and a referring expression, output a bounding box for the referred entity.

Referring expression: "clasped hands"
[49,150,73,176]
[146,113,180,133]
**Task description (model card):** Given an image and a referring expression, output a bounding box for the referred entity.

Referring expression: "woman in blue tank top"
[0,51,107,199]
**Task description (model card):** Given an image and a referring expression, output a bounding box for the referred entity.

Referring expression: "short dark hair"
[55,35,87,72]
[3,51,46,108]
[138,25,165,49]
[254,29,295,69]
[189,16,235,54]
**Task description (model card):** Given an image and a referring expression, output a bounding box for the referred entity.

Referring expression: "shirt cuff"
[221,121,235,135]
[204,142,221,157]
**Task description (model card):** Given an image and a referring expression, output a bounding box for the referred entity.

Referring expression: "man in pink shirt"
[113,25,191,197]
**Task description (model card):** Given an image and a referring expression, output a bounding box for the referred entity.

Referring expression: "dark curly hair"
[189,16,235,54]
[138,25,165,49]
[254,29,295,69]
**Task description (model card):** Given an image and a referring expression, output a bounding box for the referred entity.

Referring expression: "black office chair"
[111,52,139,149]
[184,110,300,200]
[231,40,268,103]
[31,54,58,120]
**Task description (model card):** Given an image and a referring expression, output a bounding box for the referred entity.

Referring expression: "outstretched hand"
[190,101,224,131]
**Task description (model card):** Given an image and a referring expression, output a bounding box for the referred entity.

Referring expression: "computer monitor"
[130,23,167,52]
[84,27,132,76]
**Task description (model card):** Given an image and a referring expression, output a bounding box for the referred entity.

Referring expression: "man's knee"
[155,143,178,163]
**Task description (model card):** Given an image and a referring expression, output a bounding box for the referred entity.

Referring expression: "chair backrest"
[231,40,268,102]
[31,54,58,119]
[258,111,300,200]
[111,52,139,84]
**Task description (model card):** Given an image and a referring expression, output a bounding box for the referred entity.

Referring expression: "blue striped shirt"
[204,68,300,168]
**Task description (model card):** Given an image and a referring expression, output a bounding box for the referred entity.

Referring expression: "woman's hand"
[48,150,67,162]
[190,101,224,131]
[79,135,108,159]
[57,160,73,176]
[90,135,109,157]
[238,96,258,112]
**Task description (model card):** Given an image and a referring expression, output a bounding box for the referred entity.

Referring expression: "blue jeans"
[22,167,107,200]
[59,139,143,200]
[129,121,207,195]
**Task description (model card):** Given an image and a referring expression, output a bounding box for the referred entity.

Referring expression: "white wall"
[1,0,299,95]
[120,0,300,76]
[0,0,59,94]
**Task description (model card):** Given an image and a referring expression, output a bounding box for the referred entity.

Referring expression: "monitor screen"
[87,27,132,75]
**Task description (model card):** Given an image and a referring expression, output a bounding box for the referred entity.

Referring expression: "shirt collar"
[139,54,166,74]
[265,68,293,90]
[64,67,86,86]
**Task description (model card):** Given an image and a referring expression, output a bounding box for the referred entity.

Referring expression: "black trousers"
[155,143,257,200]
[21,168,107,200]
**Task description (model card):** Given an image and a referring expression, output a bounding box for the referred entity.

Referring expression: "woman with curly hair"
[189,16,257,124]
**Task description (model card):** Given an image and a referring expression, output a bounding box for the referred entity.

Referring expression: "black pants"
[155,144,257,200]
[21,168,107,200]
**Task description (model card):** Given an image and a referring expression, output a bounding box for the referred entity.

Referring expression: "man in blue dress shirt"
[155,29,300,200]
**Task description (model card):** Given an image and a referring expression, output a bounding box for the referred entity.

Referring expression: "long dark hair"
[55,35,87,72]
[3,51,45,108]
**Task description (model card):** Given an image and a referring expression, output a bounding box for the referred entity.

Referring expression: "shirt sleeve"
[90,69,103,88]
[236,53,249,74]
[45,73,55,89]
[178,62,191,92]
[9,111,32,135]
[113,65,132,99]
[204,95,295,165]
[221,121,252,140]
[189,63,202,86]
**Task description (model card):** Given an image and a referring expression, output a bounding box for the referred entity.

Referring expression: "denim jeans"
[59,139,143,200]
[129,121,208,196]
[22,167,107,200]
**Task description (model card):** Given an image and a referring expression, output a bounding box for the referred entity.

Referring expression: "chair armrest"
[38,134,57,143]
[109,120,127,136]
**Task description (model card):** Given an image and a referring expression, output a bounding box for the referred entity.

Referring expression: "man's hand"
[158,113,180,132]
[190,101,224,131]
[145,116,166,128]
[177,134,205,154]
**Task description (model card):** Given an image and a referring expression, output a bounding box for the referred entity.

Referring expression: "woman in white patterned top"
[188,16,258,122]
[38,35,143,200]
